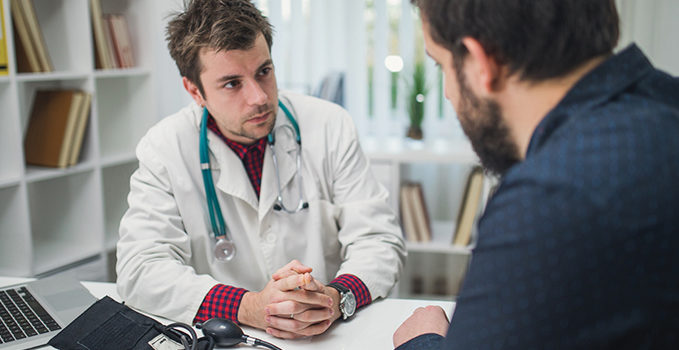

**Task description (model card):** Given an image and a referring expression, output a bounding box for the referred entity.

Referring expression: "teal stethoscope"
[200,100,309,261]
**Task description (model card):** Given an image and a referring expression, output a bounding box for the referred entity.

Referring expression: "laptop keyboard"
[0,287,61,344]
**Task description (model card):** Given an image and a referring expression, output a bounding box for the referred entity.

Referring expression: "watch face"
[342,292,356,317]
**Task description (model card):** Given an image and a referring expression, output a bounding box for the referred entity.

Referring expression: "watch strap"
[327,282,355,320]
[327,282,350,294]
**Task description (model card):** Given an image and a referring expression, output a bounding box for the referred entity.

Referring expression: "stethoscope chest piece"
[214,238,236,261]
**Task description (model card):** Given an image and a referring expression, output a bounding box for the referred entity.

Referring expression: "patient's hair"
[166,0,273,95]
[412,0,620,81]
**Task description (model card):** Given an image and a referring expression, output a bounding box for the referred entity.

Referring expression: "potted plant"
[405,61,428,140]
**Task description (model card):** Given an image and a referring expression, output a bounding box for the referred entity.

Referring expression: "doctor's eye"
[258,66,273,77]
[223,80,241,89]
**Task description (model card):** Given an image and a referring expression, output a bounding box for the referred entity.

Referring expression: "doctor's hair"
[166,0,274,95]
[411,0,619,82]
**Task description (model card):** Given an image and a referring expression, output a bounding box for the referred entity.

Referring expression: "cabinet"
[0,0,157,279]
[364,136,494,300]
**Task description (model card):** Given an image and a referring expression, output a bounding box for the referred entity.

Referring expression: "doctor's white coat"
[116,91,406,323]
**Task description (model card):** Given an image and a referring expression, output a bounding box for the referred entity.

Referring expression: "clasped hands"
[237,260,341,339]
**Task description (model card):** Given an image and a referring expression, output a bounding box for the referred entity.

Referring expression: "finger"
[266,316,332,336]
[270,320,331,338]
[266,301,334,323]
[273,272,313,291]
[266,327,309,340]
[298,275,324,292]
[272,260,313,280]
[270,288,333,309]
[291,307,334,323]
[265,315,310,333]
[295,320,333,337]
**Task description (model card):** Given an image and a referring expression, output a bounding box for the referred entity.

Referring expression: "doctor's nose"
[245,81,268,106]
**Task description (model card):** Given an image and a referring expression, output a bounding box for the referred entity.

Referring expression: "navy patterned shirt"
[398,45,679,349]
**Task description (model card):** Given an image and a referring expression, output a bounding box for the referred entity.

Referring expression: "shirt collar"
[207,115,267,160]
[526,44,654,155]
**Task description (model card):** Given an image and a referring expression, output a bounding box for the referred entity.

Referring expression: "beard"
[235,103,277,141]
[455,69,521,177]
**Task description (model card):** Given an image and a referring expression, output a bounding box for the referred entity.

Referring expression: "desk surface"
[1,277,454,349]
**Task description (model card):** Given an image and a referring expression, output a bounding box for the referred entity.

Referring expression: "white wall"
[616,0,679,75]
[151,0,679,128]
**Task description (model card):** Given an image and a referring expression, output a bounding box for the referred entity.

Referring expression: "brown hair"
[412,0,619,82]
[166,0,274,95]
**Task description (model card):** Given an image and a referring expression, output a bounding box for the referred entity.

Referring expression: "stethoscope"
[200,100,309,261]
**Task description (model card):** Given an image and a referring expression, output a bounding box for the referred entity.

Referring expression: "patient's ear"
[183,77,206,106]
[461,37,504,95]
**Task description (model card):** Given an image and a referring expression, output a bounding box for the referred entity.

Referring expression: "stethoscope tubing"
[200,99,308,261]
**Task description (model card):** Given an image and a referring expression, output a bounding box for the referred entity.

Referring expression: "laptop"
[0,274,98,349]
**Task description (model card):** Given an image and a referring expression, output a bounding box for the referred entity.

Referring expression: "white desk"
[1,277,454,349]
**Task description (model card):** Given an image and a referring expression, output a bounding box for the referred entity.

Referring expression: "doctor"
[116,0,405,340]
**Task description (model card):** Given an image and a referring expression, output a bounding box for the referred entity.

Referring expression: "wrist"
[237,291,258,327]
[327,282,357,320]
[326,285,342,322]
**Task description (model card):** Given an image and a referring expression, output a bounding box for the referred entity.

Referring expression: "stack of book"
[24,89,92,168]
[11,0,52,73]
[90,0,134,69]
[1,0,8,75]
[400,182,432,243]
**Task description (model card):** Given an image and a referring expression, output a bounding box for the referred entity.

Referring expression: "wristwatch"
[327,283,356,320]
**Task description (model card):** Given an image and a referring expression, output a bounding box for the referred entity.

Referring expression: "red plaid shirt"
[194,116,371,324]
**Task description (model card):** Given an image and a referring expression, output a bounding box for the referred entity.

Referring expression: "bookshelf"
[0,0,158,279]
[364,135,495,300]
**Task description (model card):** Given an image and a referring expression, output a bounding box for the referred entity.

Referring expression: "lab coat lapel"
[208,131,260,211]
[259,110,298,220]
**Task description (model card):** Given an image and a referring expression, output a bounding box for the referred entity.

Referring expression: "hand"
[264,276,342,339]
[271,259,313,280]
[393,306,449,348]
[265,260,342,338]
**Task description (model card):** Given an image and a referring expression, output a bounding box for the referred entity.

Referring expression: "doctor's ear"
[183,76,206,107]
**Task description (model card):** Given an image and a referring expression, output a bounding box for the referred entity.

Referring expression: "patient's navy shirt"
[398,45,679,349]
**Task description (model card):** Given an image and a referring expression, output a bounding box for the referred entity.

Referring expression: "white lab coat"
[116,91,406,323]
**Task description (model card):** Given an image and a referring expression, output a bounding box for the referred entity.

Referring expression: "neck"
[498,55,609,157]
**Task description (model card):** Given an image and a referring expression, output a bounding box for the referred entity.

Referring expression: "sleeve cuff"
[331,274,372,309]
[193,284,248,325]
[395,333,445,350]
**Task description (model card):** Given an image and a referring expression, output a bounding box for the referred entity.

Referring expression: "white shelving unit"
[364,135,493,300]
[0,0,157,279]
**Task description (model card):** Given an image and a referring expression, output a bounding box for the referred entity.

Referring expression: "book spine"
[11,0,41,72]
[90,0,113,69]
[21,0,51,72]
[0,0,8,75]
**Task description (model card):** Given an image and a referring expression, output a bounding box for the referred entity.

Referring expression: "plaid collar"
[206,115,267,159]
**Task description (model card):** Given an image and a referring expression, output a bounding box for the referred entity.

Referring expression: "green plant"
[405,61,429,139]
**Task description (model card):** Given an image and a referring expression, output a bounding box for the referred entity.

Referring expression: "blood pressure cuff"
[48,296,211,350]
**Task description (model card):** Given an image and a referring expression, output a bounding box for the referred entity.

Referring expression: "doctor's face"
[189,33,278,145]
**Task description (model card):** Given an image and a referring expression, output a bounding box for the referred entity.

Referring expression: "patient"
[394,0,679,348]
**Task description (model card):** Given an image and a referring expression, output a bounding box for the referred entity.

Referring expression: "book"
[399,183,419,242]
[20,0,51,72]
[10,0,40,72]
[102,13,118,68]
[0,0,8,75]
[453,166,485,246]
[67,92,92,166]
[24,90,85,168]
[106,14,134,68]
[90,0,114,69]
[410,183,432,242]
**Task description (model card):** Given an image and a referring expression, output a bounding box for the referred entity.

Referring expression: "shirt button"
[266,234,276,243]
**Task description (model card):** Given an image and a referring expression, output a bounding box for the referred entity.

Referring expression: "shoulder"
[136,102,201,160]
